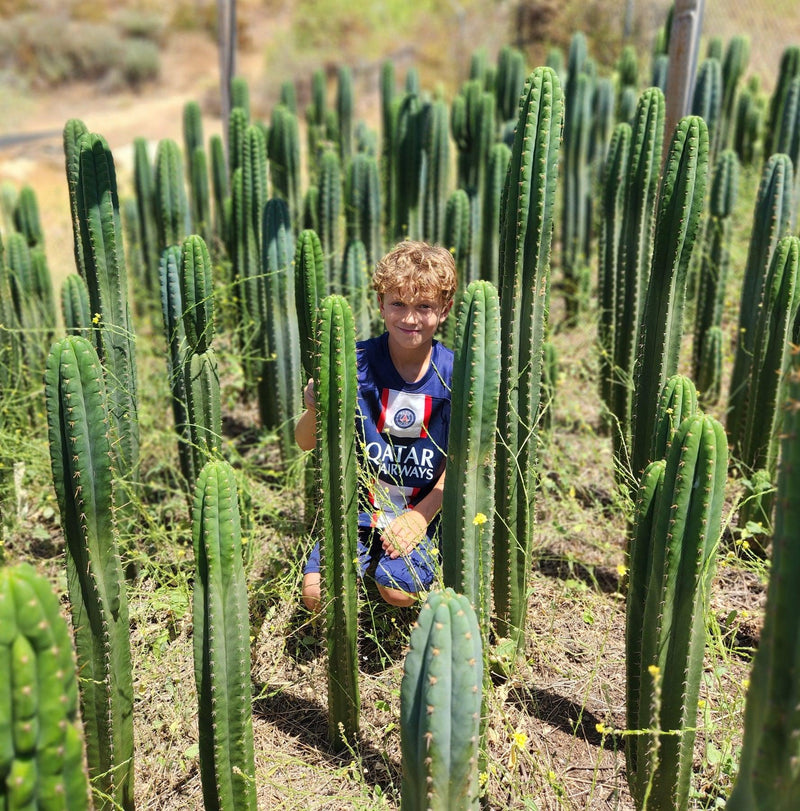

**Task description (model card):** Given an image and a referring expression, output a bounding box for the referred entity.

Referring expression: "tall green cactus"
[400,588,483,811]
[294,228,326,380]
[726,351,800,810]
[63,118,89,279]
[598,121,631,414]
[189,145,211,246]
[192,459,257,811]
[315,295,359,749]
[480,142,511,290]
[626,414,727,810]
[340,238,372,340]
[132,137,160,299]
[159,244,193,486]
[73,131,139,486]
[259,198,301,464]
[183,100,204,172]
[393,92,426,242]
[421,99,450,247]
[651,374,699,463]
[691,57,723,160]
[336,65,354,165]
[494,66,564,653]
[344,152,381,271]
[154,138,190,252]
[209,134,229,252]
[317,149,343,289]
[697,325,724,405]
[44,335,134,811]
[13,185,43,248]
[496,44,527,123]
[630,115,709,480]
[268,104,302,230]
[61,273,92,336]
[727,153,794,456]
[766,45,800,156]
[610,88,664,478]
[0,562,91,809]
[719,35,750,151]
[692,148,739,382]
[441,280,500,631]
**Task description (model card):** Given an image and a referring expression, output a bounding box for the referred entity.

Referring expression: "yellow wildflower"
[473,512,488,526]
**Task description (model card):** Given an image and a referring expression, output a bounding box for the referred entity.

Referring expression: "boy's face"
[378,286,452,351]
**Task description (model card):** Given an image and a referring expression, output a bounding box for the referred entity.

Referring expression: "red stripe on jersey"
[420,395,432,438]
[376,388,390,432]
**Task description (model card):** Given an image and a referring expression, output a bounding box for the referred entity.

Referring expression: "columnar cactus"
[610,88,664,479]
[726,351,800,810]
[691,57,723,159]
[651,374,699,463]
[132,137,160,299]
[61,273,92,336]
[692,148,739,383]
[766,45,800,156]
[344,152,382,271]
[697,325,724,404]
[480,142,511,290]
[73,131,139,486]
[400,588,483,811]
[0,563,91,809]
[630,115,709,480]
[189,145,211,246]
[626,414,727,810]
[154,138,190,252]
[315,295,359,749]
[727,154,794,456]
[316,149,343,288]
[44,335,134,811]
[192,459,257,811]
[494,66,564,653]
[340,238,372,340]
[63,118,89,278]
[259,198,301,464]
[719,35,750,151]
[495,45,526,123]
[268,104,302,230]
[294,228,326,379]
[421,99,450,247]
[441,280,501,631]
[336,65,354,165]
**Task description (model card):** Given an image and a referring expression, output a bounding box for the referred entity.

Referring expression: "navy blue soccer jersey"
[355,332,453,534]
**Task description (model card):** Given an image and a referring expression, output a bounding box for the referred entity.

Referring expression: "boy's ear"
[439,299,454,322]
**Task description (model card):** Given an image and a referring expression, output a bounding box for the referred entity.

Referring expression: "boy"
[295,240,456,610]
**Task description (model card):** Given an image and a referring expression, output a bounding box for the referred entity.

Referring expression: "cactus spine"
[192,460,257,811]
[626,414,727,810]
[726,351,800,810]
[0,563,91,809]
[441,280,501,631]
[400,588,483,811]
[316,295,359,749]
[630,115,709,479]
[494,66,564,653]
[44,335,134,810]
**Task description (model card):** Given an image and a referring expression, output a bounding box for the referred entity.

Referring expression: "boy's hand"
[303,378,316,410]
[381,510,428,559]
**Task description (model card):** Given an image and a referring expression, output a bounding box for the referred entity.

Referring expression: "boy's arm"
[381,469,446,559]
[294,379,317,451]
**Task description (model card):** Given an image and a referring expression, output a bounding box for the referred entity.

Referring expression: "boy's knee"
[302,572,321,613]
[377,583,417,607]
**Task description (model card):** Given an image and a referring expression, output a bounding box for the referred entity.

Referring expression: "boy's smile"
[378,288,450,351]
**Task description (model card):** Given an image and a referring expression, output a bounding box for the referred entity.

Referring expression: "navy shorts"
[303,526,439,594]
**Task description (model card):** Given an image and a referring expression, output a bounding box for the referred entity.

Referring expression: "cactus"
[727,154,794,457]
[441,280,500,631]
[692,149,739,382]
[421,99,450,247]
[317,149,343,289]
[651,374,699,463]
[626,414,727,810]
[294,229,326,379]
[73,131,139,486]
[630,115,709,480]
[181,234,215,354]
[268,104,302,230]
[344,152,381,270]
[183,100,204,172]
[336,65,354,164]
[340,238,372,340]
[227,106,248,179]
[697,326,724,405]
[691,57,722,159]
[719,35,750,151]
[736,237,800,531]
[766,45,800,156]
[189,145,211,246]
[61,273,92,336]
[400,588,483,811]
[380,60,397,249]
[598,122,631,414]
[494,66,564,653]
[259,198,301,464]
[13,185,44,248]
[192,460,257,811]
[0,562,91,809]
[63,118,89,279]
[393,92,426,242]
[44,335,134,811]
[306,69,327,182]
[159,244,193,486]
[209,134,229,251]
[154,138,190,252]
[315,295,359,749]
[776,76,800,226]
[726,351,800,809]
[733,76,765,166]
[611,88,664,475]
[444,189,472,288]
[480,142,511,290]
[496,45,526,123]
[132,137,160,300]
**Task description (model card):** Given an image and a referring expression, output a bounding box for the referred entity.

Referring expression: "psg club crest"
[394,407,416,429]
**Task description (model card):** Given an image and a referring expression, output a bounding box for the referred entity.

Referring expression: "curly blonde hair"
[372,241,457,305]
